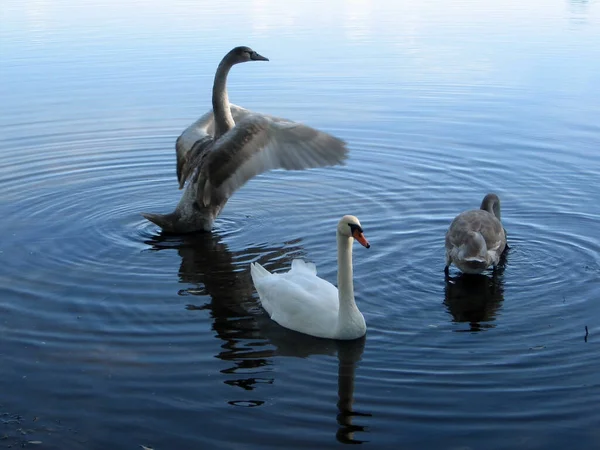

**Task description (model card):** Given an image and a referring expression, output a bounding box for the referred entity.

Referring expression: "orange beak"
[352,229,370,248]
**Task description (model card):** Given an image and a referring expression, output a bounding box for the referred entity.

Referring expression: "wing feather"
[204,113,348,199]
[175,104,255,187]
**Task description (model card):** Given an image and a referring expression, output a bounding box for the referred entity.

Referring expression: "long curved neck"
[492,202,501,221]
[481,196,501,221]
[337,233,359,320]
[212,57,236,138]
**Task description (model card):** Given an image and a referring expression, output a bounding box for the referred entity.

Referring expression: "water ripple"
[2,48,600,448]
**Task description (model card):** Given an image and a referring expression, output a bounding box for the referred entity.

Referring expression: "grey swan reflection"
[144,232,371,443]
[144,231,304,356]
[443,262,506,332]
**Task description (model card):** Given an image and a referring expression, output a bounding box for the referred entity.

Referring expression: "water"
[1,0,600,448]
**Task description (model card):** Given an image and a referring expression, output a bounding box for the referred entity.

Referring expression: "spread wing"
[175,104,255,188]
[201,112,348,201]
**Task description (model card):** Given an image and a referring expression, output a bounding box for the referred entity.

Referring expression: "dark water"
[2,0,600,448]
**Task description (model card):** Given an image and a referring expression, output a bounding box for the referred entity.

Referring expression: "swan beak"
[352,230,370,248]
[251,52,269,61]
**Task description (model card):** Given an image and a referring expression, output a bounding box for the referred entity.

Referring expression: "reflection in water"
[256,330,371,444]
[144,232,371,442]
[263,329,370,443]
[335,338,370,444]
[567,0,590,25]
[444,266,506,332]
[145,231,304,393]
[343,0,372,41]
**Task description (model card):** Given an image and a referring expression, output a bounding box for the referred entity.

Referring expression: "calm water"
[1,0,600,448]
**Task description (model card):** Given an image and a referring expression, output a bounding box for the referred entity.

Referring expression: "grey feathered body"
[445,194,507,274]
[142,104,348,233]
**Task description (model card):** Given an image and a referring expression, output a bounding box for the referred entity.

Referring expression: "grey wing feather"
[175,104,255,188]
[446,210,505,251]
[204,113,348,199]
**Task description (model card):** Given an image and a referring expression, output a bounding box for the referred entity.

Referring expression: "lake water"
[1,0,600,448]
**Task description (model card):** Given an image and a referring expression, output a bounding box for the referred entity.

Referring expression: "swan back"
[290,259,317,275]
[250,260,340,336]
[445,193,507,274]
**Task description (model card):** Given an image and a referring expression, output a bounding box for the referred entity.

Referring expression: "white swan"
[142,46,348,233]
[250,215,371,340]
[445,193,508,275]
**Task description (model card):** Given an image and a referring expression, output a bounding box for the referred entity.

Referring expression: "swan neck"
[481,196,501,221]
[337,232,357,311]
[212,57,235,137]
[493,203,501,221]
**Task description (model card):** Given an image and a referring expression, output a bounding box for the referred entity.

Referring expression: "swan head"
[226,46,269,65]
[480,193,501,221]
[338,215,370,248]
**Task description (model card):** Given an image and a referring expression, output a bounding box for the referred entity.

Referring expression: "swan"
[142,46,348,233]
[445,193,508,275]
[250,215,371,340]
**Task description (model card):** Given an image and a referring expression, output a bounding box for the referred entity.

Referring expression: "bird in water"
[142,46,349,233]
[250,215,371,340]
[444,193,508,275]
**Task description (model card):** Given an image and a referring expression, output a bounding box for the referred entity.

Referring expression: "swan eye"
[348,223,363,234]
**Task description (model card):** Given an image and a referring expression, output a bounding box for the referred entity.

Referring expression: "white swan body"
[445,193,507,274]
[251,215,370,340]
[142,46,348,233]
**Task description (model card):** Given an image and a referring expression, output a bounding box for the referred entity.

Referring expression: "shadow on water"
[144,231,303,392]
[264,330,371,444]
[443,264,506,332]
[335,338,371,445]
[143,231,371,444]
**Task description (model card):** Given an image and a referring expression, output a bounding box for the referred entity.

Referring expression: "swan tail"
[460,231,488,260]
[141,211,179,233]
[250,262,271,280]
[291,259,317,274]
[463,256,486,263]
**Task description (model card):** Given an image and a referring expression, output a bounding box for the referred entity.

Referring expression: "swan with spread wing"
[142,46,348,233]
